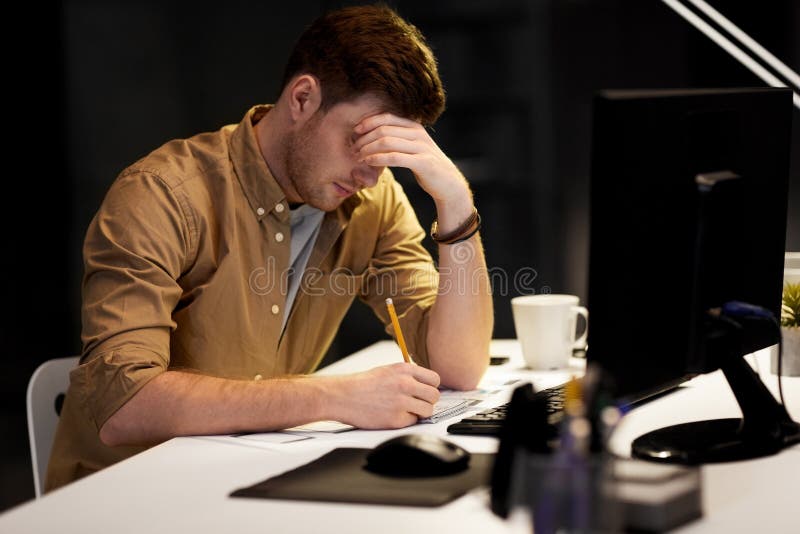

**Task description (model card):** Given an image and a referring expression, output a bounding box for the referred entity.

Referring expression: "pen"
[385,298,411,363]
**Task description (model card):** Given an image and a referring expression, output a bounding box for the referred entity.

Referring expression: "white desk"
[2,340,798,533]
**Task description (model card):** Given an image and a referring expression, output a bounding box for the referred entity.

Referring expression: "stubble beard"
[283,116,342,212]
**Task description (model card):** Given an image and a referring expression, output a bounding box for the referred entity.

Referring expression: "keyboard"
[446,383,566,436]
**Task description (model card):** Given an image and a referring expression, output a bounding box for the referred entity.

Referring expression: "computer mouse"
[365,433,471,477]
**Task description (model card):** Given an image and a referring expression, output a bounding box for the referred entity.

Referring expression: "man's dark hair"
[281,4,445,125]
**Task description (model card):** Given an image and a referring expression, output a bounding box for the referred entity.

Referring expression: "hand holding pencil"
[321,299,441,429]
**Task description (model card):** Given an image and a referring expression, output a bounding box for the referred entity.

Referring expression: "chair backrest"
[26,356,80,497]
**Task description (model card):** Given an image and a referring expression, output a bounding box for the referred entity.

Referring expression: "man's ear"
[286,74,322,124]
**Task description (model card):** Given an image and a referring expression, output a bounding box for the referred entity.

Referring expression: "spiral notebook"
[420,398,481,424]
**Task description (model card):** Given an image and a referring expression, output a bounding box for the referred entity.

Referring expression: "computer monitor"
[586,87,800,463]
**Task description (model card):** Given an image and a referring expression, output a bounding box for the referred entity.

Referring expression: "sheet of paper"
[438,387,501,402]
[232,432,311,444]
[283,420,356,433]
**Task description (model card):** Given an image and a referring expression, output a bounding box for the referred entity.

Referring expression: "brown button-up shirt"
[46,105,438,491]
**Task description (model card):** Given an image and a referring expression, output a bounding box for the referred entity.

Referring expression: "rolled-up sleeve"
[77,169,194,431]
[360,178,438,368]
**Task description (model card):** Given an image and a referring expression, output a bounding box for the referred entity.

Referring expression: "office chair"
[26,356,80,497]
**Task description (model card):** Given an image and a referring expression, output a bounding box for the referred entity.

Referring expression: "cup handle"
[572,306,589,350]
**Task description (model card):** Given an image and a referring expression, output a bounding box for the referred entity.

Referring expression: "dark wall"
[3,0,798,511]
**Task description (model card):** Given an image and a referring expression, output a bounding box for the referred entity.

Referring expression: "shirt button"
[256,207,265,216]
[275,203,285,213]
[275,232,284,242]
[271,304,280,315]
[254,374,263,381]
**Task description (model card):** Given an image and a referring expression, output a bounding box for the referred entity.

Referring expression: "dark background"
[3,0,798,511]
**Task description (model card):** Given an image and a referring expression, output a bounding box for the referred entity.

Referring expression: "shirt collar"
[229,105,289,222]
[229,105,363,223]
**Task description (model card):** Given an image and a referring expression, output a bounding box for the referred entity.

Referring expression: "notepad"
[419,398,481,424]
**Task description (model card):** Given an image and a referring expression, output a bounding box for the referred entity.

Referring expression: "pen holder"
[507,449,703,533]
[509,449,623,533]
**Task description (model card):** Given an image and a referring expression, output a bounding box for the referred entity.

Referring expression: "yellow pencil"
[385,298,411,363]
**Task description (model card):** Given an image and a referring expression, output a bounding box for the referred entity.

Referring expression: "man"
[46,4,493,491]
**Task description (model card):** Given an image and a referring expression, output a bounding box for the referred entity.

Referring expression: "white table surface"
[2,340,798,533]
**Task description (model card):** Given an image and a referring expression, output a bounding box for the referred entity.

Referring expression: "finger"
[410,365,441,389]
[404,380,440,405]
[414,385,442,404]
[405,396,436,419]
[391,412,420,428]
[358,137,425,161]
[355,113,421,135]
[352,125,421,152]
[360,151,423,169]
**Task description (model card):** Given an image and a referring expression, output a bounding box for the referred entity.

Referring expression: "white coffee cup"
[511,294,589,370]
[785,252,800,270]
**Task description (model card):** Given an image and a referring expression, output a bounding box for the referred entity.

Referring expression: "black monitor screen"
[586,87,792,402]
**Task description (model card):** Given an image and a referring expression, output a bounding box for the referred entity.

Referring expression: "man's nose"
[353,164,382,189]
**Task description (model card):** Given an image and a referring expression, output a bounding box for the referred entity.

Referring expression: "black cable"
[773,315,786,409]
[719,302,788,410]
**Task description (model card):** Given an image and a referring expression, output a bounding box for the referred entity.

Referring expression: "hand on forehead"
[354,113,420,134]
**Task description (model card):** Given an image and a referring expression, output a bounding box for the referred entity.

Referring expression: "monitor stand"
[632,355,800,464]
